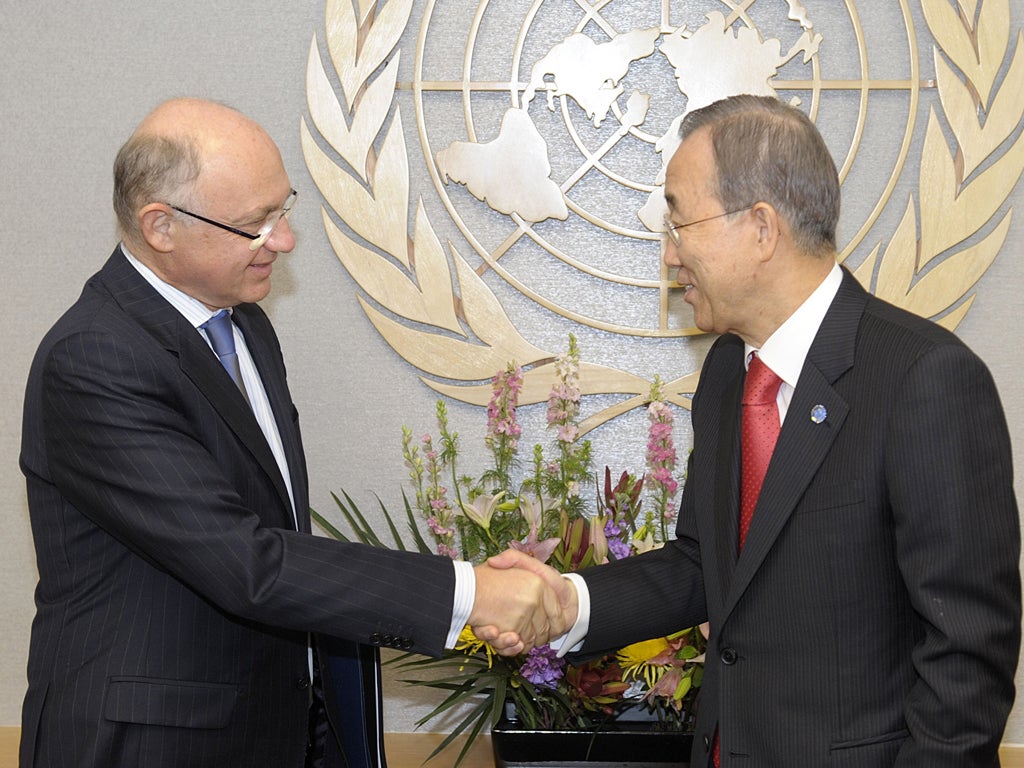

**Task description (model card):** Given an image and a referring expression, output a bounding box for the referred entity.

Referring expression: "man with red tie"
[492,94,1020,766]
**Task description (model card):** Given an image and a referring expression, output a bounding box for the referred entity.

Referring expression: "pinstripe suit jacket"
[20,249,456,768]
[582,269,1020,767]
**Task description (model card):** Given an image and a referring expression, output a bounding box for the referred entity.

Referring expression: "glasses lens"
[662,215,679,246]
[249,214,277,251]
[248,192,297,251]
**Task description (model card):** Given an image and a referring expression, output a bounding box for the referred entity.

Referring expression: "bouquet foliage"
[315,336,704,764]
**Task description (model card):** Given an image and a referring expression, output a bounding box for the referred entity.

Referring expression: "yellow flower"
[454,625,495,669]
[617,637,672,688]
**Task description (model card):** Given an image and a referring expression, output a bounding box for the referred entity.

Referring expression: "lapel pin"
[810,404,827,424]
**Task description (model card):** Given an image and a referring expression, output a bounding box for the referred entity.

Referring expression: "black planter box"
[491,718,692,768]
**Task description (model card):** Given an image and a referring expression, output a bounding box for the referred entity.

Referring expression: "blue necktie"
[201,310,250,405]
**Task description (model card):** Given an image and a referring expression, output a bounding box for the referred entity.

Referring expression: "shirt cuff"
[551,572,590,657]
[446,559,475,649]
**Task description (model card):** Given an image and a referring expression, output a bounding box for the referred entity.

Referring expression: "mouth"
[250,254,276,269]
[675,272,694,291]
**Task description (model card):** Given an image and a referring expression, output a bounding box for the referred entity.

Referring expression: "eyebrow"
[236,191,291,224]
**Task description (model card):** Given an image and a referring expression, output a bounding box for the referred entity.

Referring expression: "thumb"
[488,548,536,570]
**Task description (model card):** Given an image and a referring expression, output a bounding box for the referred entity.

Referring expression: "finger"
[495,639,526,657]
[474,624,501,643]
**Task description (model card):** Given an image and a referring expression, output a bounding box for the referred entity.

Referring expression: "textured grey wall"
[2,0,1023,742]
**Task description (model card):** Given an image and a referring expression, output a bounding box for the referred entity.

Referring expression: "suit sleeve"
[38,327,456,657]
[581,447,708,653]
[888,343,1020,765]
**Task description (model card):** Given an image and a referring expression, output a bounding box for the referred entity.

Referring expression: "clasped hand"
[468,549,579,656]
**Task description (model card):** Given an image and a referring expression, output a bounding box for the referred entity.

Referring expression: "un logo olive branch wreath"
[302,0,1024,435]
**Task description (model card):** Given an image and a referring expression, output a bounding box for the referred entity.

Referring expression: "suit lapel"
[233,307,310,531]
[712,364,743,603]
[722,269,866,616]
[99,251,296,524]
[176,324,295,518]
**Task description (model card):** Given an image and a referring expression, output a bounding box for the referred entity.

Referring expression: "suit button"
[721,648,738,665]
[400,637,414,650]
[703,735,710,752]
[296,675,311,690]
[369,632,383,646]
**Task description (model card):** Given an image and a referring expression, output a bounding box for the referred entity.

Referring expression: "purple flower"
[607,536,632,561]
[519,645,566,689]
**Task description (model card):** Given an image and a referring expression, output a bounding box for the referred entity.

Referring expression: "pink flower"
[645,389,679,530]
[557,424,579,443]
[509,529,562,564]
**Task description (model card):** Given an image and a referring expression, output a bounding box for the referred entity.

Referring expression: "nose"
[663,237,682,267]
[266,215,296,254]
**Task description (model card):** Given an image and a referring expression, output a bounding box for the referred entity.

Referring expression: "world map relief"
[435,8,822,231]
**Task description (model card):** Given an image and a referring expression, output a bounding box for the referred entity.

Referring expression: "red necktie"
[739,354,782,551]
[714,356,782,767]
[739,354,782,550]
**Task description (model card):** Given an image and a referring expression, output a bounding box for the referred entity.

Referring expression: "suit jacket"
[582,269,1020,767]
[20,249,456,768]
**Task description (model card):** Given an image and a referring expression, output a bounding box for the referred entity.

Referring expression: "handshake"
[468,550,581,656]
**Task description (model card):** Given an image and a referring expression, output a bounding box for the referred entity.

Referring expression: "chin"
[245,283,273,304]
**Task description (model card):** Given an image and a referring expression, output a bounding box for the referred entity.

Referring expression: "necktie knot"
[201,309,236,359]
[743,354,782,406]
[200,310,249,405]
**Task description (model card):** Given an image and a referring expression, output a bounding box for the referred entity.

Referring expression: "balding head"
[113,98,277,245]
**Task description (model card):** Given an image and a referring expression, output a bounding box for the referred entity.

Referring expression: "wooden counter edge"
[2,729,1022,767]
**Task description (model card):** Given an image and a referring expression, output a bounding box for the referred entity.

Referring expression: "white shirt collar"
[119,243,229,329]
[745,261,843,388]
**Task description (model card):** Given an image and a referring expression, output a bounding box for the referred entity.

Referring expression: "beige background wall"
[2,0,1023,742]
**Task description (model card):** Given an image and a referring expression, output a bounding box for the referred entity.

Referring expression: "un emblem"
[302,0,1024,429]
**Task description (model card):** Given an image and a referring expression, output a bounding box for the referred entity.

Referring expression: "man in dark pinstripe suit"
[493,95,1021,766]
[19,98,565,768]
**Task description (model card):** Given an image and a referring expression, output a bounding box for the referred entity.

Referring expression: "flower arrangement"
[316,336,704,764]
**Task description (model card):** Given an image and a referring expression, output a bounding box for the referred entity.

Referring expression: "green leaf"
[375,493,408,551]
[402,490,435,554]
[332,491,385,547]
[309,507,350,541]
[424,697,494,768]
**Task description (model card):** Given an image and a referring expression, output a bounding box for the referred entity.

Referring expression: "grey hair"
[113,132,202,241]
[678,94,840,256]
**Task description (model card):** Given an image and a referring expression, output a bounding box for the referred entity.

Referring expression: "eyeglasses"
[171,189,297,251]
[663,206,752,247]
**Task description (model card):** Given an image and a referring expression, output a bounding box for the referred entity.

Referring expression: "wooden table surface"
[0,729,493,768]
[3,728,1022,767]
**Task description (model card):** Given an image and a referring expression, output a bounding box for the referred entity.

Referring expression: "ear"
[137,203,178,254]
[749,201,781,262]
